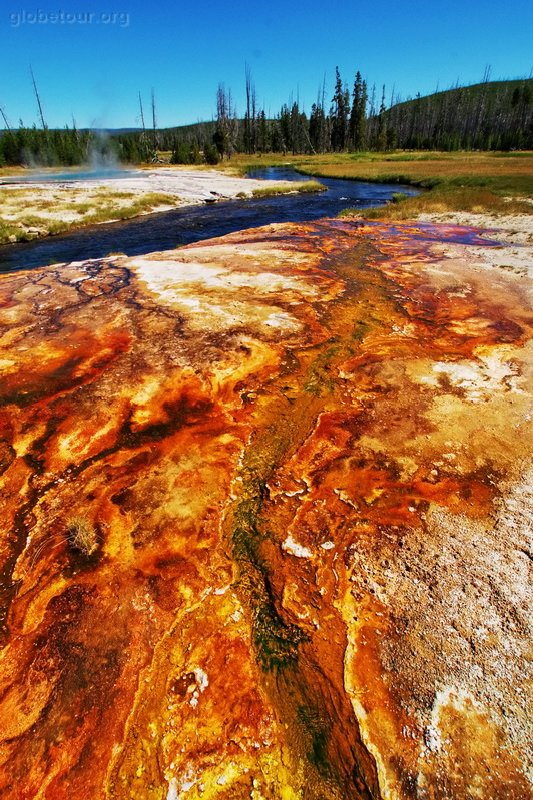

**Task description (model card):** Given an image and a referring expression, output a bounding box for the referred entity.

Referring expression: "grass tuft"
[391,192,408,203]
[251,180,325,198]
[67,516,99,556]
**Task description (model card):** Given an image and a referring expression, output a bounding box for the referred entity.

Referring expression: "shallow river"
[0,167,419,272]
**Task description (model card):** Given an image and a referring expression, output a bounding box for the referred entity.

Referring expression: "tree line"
[0,125,156,168]
[209,70,532,158]
[386,79,533,151]
[1,69,532,167]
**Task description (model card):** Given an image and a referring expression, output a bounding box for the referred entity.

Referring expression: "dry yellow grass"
[67,516,99,556]
[295,151,533,181]
[222,150,533,181]
[341,187,533,221]
[0,187,178,243]
[220,151,533,216]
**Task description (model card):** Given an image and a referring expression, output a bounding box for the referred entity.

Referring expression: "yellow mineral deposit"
[0,219,531,799]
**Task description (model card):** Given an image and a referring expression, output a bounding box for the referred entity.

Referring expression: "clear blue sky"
[1,0,532,129]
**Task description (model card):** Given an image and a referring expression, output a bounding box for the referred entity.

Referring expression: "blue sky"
[1,0,532,129]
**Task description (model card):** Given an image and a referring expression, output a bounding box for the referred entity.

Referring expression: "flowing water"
[0,167,419,272]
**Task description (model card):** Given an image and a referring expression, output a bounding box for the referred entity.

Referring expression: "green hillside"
[385,79,533,150]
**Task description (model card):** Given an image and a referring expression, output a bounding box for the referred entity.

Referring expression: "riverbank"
[3,151,531,245]
[221,150,533,217]
[0,166,322,244]
[275,148,533,275]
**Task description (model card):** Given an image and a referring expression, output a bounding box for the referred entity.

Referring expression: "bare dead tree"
[215,83,238,159]
[0,106,11,131]
[473,64,492,144]
[251,76,257,152]
[138,91,146,134]
[244,63,256,154]
[151,88,157,152]
[30,65,46,129]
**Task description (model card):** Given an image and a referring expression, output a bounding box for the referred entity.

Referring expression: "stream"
[0,167,419,273]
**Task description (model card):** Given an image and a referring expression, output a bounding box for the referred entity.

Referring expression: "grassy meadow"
[220,150,533,218]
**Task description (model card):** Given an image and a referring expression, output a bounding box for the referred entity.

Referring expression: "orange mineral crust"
[0,219,531,799]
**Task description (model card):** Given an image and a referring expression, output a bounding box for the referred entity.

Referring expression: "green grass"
[94,188,138,199]
[391,192,409,203]
[340,185,533,221]
[251,180,325,198]
[0,220,23,242]
[83,193,176,224]
[0,191,178,244]
[219,150,533,217]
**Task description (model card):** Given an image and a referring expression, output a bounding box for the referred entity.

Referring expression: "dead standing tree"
[30,65,47,129]
[0,106,11,131]
[244,63,257,154]
[151,88,160,160]
[214,83,237,160]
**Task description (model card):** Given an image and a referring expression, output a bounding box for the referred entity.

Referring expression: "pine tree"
[349,71,368,150]
[377,85,387,151]
[257,110,270,152]
[279,104,291,152]
[309,102,326,153]
[331,67,348,151]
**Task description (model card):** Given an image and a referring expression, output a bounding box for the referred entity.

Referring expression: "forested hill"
[1,76,532,167]
[385,79,533,150]
[155,78,533,154]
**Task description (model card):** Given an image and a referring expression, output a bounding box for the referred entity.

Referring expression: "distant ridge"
[390,78,532,112]
[384,78,533,150]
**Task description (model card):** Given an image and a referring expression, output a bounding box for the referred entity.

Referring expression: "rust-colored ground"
[0,220,531,799]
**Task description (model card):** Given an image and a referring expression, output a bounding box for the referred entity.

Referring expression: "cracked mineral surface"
[0,219,531,799]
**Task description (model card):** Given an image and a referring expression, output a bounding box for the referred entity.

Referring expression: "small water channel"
[0,168,139,185]
[0,167,419,273]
